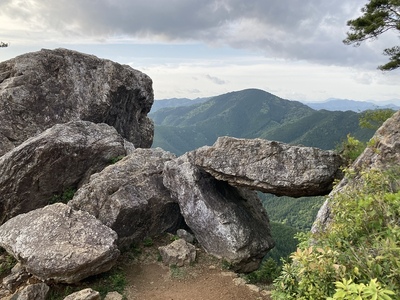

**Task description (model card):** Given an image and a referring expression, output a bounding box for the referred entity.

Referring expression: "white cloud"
[0,0,398,102]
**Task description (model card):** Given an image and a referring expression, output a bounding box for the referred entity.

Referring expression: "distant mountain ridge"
[150,89,375,155]
[303,98,400,112]
[150,97,209,113]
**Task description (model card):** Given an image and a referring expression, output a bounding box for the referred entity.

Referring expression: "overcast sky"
[1,0,399,102]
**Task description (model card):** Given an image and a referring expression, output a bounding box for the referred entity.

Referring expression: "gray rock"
[176,229,195,244]
[2,264,30,292]
[9,283,49,300]
[63,288,100,300]
[0,120,129,224]
[163,154,274,272]
[0,48,153,157]
[0,203,120,283]
[69,148,182,248]
[187,136,344,197]
[104,291,123,300]
[312,110,400,233]
[158,239,196,267]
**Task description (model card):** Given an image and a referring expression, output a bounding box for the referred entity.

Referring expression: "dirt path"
[121,236,272,300]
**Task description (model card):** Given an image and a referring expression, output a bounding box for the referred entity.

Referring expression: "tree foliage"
[344,0,400,70]
[359,108,396,129]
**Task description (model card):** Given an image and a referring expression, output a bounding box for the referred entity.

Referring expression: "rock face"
[163,154,274,273]
[0,48,153,156]
[0,120,130,224]
[312,110,400,232]
[69,148,182,248]
[158,239,197,267]
[187,137,344,197]
[0,203,120,284]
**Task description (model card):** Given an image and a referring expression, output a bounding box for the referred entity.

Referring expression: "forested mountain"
[150,88,375,155]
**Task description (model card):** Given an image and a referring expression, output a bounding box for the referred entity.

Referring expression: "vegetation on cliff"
[272,168,400,299]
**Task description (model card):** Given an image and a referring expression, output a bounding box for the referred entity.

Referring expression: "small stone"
[232,277,246,286]
[260,290,272,297]
[246,284,261,293]
[63,288,100,300]
[220,272,237,278]
[2,268,30,292]
[176,229,195,244]
[158,239,196,267]
[208,265,216,270]
[104,291,123,300]
[11,283,49,300]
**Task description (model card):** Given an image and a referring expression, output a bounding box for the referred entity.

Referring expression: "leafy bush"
[272,169,400,299]
[337,134,366,164]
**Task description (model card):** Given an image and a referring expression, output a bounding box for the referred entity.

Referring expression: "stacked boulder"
[0,49,346,298]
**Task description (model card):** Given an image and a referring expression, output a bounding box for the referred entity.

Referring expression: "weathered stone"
[0,203,120,284]
[0,120,129,224]
[63,288,100,300]
[2,264,30,292]
[163,154,274,272]
[312,110,400,233]
[158,239,196,267]
[10,283,49,300]
[176,229,195,244]
[0,48,154,157]
[187,136,344,197]
[69,148,182,248]
[104,291,123,300]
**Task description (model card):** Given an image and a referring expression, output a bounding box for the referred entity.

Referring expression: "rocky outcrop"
[0,120,131,224]
[0,203,120,284]
[0,48,153,156]
[163,154,274,273]
[312,110,400,232]
[158,239,197,267]
[69,148,182,248]
[187,137,344,197]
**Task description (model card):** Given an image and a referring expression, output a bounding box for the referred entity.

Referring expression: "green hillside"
[150,89,375,155]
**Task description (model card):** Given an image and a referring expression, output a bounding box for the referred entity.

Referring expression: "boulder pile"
[0,48,347,298]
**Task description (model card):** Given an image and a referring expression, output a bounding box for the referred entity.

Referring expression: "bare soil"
[121,235,272,300]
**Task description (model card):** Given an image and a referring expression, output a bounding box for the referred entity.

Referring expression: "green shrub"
[272,169,400,299]
[109,155,125,164]
[338,134,366,164]
[143,237,154,247]
[0,248,16,276]
[49,187,76,204]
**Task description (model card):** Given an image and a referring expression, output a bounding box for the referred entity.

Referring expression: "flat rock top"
[188,136,344,197]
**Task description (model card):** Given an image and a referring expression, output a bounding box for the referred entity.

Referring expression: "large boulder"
[0,120,131,224]
[163,154,274,273]
[0,203,119,284]
[312,110,400,232]
[69,148,183,248]
[0,48,153,156]
[187,137,344,197]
